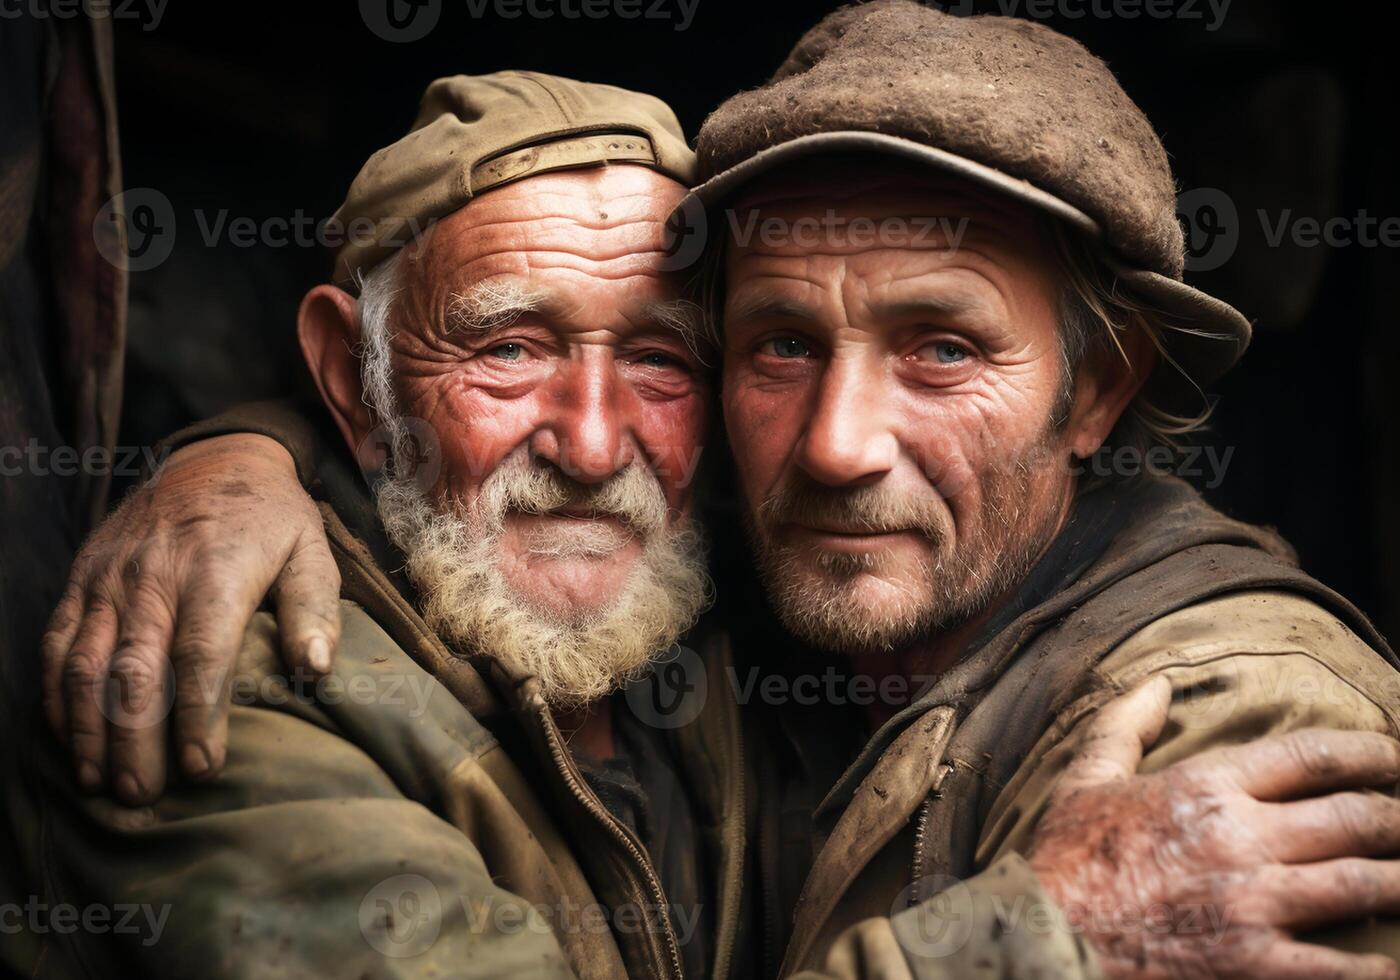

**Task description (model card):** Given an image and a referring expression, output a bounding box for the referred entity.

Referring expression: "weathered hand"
[1029,677,1400,979]
[41,433,339,805]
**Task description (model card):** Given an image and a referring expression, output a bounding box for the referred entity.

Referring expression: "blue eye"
[930,341,967,363]
[637,352,678,368]
[764,337,812,358]
[489,343,523,361]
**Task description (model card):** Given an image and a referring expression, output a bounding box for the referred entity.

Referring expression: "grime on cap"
[683,0,1252,401]
[332,70,696,290]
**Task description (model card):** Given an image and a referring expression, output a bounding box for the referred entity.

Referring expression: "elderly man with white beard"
[10,73,742,980]
[23,13,1400,980]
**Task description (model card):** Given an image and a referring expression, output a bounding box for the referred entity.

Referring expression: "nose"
[530,349,635,484]
[794,353,897,487]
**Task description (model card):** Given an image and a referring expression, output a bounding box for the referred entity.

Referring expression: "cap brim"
[683,131,1251,396]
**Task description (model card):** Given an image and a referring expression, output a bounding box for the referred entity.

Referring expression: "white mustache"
[480,451,670,539]
[522,520,635,558]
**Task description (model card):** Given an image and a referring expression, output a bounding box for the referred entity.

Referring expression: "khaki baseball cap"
[332,70,695,288]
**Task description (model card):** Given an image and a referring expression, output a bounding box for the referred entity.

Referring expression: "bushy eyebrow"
[631,299,714,363]
[868,294,987,321]
[445,278,555,333]
[724,295,817,326]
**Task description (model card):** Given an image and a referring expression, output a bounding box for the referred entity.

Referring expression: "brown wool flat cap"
[686,0,1252,393]
[333,71,695,288]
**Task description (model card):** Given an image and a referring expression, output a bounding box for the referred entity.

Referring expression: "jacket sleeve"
[976,588,1400,962]
[22,609,579,980]
[148,397,330,487]
[795,588,1400,978]
[794,854,1100,979]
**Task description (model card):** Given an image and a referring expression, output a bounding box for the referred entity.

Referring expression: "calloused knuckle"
[41,628,71,665]
[1339,860,1381,901]
[1330,793,1372,840]
[63,649,107,689]
[128,576,180,622]
[1215,865,1278,917]
[110,650,164,691]
[174,631,226,666]
[90,570,132,612]
[68,714,105,740]
[1286,731,1343,778]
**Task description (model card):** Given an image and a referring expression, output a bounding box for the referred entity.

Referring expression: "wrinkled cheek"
[904,424,979,507]
[412,386,542,503]
[723,389,795,506]
[903,395,1036,510]
[639,397,709,512]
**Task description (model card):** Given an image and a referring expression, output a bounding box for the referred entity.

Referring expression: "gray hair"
[1046,220,1213,455]
[355,251,410,468]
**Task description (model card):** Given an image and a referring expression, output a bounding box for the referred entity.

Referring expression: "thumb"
[1055,675,1173,798]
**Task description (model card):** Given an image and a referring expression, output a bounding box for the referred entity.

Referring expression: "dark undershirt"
[573,693,714,980]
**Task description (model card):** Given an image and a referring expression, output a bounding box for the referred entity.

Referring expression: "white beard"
[372,452,712,709]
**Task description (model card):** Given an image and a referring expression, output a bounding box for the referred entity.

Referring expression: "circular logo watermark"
[98,654,177,731]
[357,416,443,492]
[1166,661,1244,732]
[1177,187,1239,273]
[359,873,443,958]
[890,873,977,959]
[658,194,709,273]
[360,0,442,42]
[94,188,176,273]
[624,643,707,729]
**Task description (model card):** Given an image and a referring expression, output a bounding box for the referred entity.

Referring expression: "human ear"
[297,284,380,469]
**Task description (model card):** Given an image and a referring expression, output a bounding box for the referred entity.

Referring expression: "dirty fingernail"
[115,771,145,804]
[306,636,330,673]
[181,742,211,778]
[76,760,101,790]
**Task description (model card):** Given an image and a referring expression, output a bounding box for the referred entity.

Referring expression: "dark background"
[109,0,1399,637]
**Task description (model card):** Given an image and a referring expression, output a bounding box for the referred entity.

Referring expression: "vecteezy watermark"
[1257,208,1400,250]
[727,665,943,709]
[624,644,708,729]
[92,188,438,273]
[0,897,171,947]
[359,0,698,42]
[1070,442,1234,490]
[0,441,168,479]
[1178,186,1400,272]
[940,0,1231,31]
[1176,187,1239,272]
[726,210,970,253]
[95,658,440,732]
[358,875,700,958]
[892,875,1233,960]
[657,202,975,274]
[0,0,167,31]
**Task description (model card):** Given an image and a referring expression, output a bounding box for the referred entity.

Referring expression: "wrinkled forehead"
[399,164,690,296]
[716,155,1066,332]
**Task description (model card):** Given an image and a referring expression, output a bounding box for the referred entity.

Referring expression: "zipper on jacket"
[709,677,746,980]
[909,796,934,906]
[539,707,686,980]
[910,761,953,906]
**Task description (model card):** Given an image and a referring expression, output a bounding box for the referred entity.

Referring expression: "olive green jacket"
[4,491,751,979]
[13,402,1395,980]
[782,480,1400,978]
